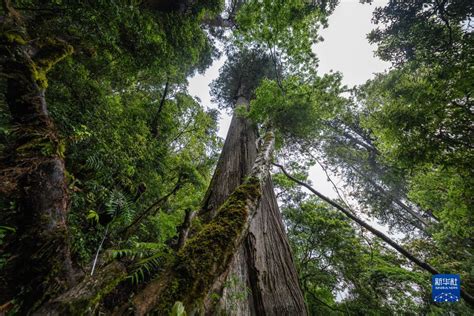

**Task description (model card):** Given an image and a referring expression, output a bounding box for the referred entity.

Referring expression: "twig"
[91,223,109,276]
[302,146,355,214]
[118,181,181,237]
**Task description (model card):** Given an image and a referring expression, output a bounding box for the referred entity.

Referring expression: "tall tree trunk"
[201,95,307,315]
[0,5,75,311]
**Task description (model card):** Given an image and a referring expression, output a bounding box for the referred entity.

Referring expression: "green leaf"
[170,301,186,316]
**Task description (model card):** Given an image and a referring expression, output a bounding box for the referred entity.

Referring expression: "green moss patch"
[32,38,74,88]
[155,178,261,313]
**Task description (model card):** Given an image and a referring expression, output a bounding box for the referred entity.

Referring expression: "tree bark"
[212,177,308,315]
[0,6,75,312]
[201,96,307,315]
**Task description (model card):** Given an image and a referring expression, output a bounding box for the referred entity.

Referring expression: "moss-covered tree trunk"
[110,104,275,315]
[201,95,307,315]
[0,4,75,312]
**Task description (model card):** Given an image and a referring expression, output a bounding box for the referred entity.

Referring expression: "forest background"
[0,0,472,315]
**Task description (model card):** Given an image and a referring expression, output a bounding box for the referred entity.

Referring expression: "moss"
[156,178,261,313]
[34,38,74,72]
[31,37,74,89]
[89,273,126,309]
[1,28,73,89]
[2,30,27,45]
[37,262,127,315]
[57,139,67,158]
[30,64,48,89]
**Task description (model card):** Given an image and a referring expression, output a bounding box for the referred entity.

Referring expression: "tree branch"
[151,79,170,137]
[273,162,474,308]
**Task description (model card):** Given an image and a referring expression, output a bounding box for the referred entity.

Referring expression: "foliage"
[171,301,187,316]
[301,101,430,234]
[0,0,222,283]
[360,65,473,170]
[242,0,474,312]
[357,0,474,300]
[235,0,337,68]
[108,241,172,285]
[279,190,429,315]
[368,0,473,66]
[249,73,344,143]
[210,48,277,109]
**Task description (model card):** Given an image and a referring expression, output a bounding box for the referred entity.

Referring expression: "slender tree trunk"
[201,95,307,315]
[0,6,75,311]
[275,163,474,309]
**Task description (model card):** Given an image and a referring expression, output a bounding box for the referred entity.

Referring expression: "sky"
[188,0,390,199]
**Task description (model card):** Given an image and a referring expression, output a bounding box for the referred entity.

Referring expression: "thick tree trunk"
[212,177,307,315]
[0,9,75,312]
[275,163,474,309]
[114,93,305,315]
[33,262,127,315]
[201,96,307,315]
[199,97,258,223]
[115,125,273,315]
